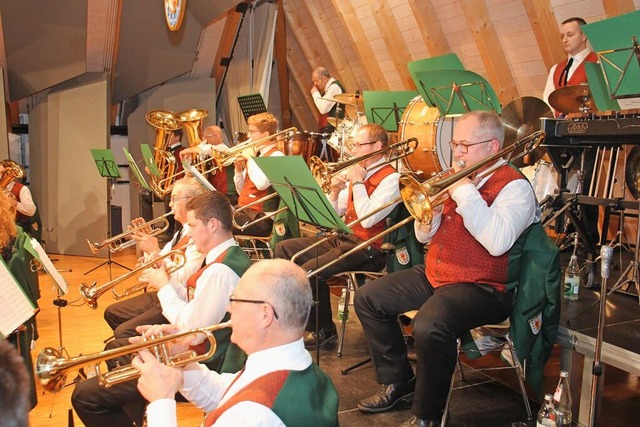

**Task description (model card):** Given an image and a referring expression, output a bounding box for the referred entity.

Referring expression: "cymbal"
[502,96,553,167]
[548,84,594,115]
[327,117,342,127]
[334,93,364,109]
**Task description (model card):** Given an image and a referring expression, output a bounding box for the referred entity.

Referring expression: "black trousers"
[354,265,513,420]
[232,208,273,237]
[103,292,169,339]
[275,235,386,331]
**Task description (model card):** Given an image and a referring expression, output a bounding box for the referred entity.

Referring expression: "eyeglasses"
[448,139,493,154]
[347,141,377,150]
[229,296,279,319]
[170,195,190,203]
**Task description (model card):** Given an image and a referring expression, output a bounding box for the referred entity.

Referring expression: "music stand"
[408,53,465,107]
[363,91,418,132]
[85,149,130,278]
[237,93,268,122]
[253,156,352,364]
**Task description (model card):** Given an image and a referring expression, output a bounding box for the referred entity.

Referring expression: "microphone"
[600,245,613,279]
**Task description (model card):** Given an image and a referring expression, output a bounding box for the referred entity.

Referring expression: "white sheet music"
[0,260,36,338]
[29,238,69,294]
[183,162,216,191]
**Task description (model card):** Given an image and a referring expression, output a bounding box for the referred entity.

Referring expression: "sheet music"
[29,238,69,294]
[183,162,215,191]
[0,260,36,338]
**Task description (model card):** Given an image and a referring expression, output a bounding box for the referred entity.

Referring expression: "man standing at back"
[543,17,597,114]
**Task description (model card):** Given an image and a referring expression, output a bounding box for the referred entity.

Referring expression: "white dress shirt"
[543,47,594,105]
[311,78,343,114]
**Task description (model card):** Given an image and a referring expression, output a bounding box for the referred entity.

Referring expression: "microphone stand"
[588,245,613,427]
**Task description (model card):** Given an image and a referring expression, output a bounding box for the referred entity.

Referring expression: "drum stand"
[607,197,640,303]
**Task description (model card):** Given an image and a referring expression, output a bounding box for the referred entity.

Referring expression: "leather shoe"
[399,415,440,427]
[303,327,337,349]
[357,377,415,413]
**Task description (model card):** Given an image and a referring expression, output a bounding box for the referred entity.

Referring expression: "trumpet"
[86,212,172,255]
[80,248,188,309]
[231,193,285,231]
[400,130,546,224]
[0,159,24,189]
[36,321,231,393]
[301,131,545,278]
[310,138,418,193]
[212,127,297,168]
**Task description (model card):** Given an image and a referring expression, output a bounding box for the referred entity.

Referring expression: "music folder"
[0,259,36,338]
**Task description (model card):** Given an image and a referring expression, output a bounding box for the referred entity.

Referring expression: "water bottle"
[537,393,557,427]
[563,255,580,300]
[337,288,349,323]
[553,371,572,426]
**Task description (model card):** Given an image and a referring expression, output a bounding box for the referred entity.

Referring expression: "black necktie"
[558,57,574,87]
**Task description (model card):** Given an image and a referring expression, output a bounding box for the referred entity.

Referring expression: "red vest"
[552,52,598,90]
[425,165,525,292]
[208,165,235,196]
[237,146,280,212]
[185,249,228,302]
[317,80,345,129]
[344,165,396,249]
[10,182,29,223]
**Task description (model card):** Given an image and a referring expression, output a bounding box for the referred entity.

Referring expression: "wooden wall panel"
[602,0,636,16]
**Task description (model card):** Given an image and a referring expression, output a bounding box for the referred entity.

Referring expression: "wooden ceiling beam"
[274,0,291,128]
[282,2,323,69]
[369,0,416,90]
[522,0,564,70]
[460,0,519,104]
[407,0,450,57]
[211,5,245,93]
[289,78,316,132]
[602,0,635,17]
[328,0,389,90]
[286,31,320,130]
[301,1,359,92]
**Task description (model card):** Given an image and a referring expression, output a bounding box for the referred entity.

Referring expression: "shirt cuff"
[146,399,177,427]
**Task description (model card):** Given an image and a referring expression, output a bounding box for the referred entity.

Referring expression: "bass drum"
[279,132,319,165]
[398,96,453,178]
[327,115,367,161]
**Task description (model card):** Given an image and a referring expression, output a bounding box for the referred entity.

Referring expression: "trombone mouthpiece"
[456,160,466,168]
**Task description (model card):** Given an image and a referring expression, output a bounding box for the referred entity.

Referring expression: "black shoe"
[357,377,415,413]
[303,327,337,349]
[399,415,440,427]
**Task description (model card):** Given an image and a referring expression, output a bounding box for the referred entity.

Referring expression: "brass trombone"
[309,138,418,193]
[86,212,172,255]
[212,127,297,168]
[301,131,545,278]
[36,321,231,393]
[80,248,188,309]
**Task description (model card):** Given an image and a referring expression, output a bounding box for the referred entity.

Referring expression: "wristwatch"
[352,181,364,186]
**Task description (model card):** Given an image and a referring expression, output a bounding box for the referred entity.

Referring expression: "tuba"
[0,159,25,189]
[146,110,183,198]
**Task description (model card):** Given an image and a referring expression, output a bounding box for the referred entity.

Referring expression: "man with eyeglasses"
[180,125,239,205]
[354,111,540,427]
[232,112,284,237]
[73,190,252,427]
[132,259,339,427]
[275,123,401,349]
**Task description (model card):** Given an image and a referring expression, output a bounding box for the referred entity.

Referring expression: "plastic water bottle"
[563,255,580,300]
[337,288,349,323]
[537,393,557,427]
[553,371,572,426]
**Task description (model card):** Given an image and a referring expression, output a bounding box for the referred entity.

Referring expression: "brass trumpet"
[86,212,172,255]
[0,159,24,189]
[310,138,418,193]
[400,130,546,224]
[80,248,188,309]
[36,321,231,393]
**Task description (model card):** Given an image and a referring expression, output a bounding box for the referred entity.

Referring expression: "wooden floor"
[28,249,205,427]
[26,248,640,426]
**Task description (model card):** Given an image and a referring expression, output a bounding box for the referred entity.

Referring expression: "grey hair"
[251,259,312,331]
[460,110,505,149]
[174,176,206,199]
[313,67,331,79]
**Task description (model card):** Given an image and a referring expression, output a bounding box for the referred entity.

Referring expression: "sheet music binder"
[0,260,36,338]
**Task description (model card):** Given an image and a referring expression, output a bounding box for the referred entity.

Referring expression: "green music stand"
[237,93,267,122]
[408,54,465,107]
[583,63,621,111]
[123,148,150,191]
[363,91,418,132]
[583,10,640,100]
[140,143,161,178]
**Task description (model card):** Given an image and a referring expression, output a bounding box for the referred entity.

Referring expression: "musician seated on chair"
[353,111,540,427]
[132,259,339,427]
[232,112,284,238]
[180,125,239,205]
[310,66,345,134]
[275,123,400,349]
[103,177,206,339]
[72,190,252,427]
[1,160,42,242]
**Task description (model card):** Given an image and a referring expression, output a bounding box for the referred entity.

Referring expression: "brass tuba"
[0,159,25,189]
[146,110,183,198]
[36,321,231,393]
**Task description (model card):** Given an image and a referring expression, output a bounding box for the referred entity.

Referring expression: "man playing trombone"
[103,177,206,339]
[354,111,540,427]
[132,259,339,427]
[72,190,252,427]
[275,123,401,348]
[232,112,284,237]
